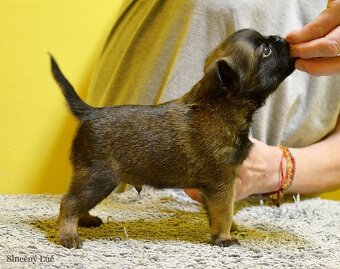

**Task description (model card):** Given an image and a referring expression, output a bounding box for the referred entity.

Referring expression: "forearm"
[287,117,340,194]
[259,116,340,196]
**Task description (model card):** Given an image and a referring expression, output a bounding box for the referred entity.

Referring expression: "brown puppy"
[51,29,295,249]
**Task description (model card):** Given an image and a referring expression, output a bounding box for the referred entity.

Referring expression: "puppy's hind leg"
[203,182,240,247]
[78,211,103,228]
[58,171,119,249]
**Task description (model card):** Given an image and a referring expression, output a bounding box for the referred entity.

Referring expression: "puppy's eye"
[262,45,272,57]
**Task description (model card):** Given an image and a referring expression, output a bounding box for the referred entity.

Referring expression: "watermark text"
[6,254,54,263]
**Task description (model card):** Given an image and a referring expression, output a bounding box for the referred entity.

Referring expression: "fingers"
[248,136,259,143]
[286,2,340,44]
[295,57,340,76]
[286,0,340,75]
[184,185,244,203]
[184,189,204,203]
[290,26,340,58]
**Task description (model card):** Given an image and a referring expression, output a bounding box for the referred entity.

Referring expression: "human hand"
[185,138,282,203]
[286,0,340,76]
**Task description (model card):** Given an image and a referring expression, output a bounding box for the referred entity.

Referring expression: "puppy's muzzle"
[269,35,296,69]
[268,35,287,54]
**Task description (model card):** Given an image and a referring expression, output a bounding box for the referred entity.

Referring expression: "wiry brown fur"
[51,29,295,249]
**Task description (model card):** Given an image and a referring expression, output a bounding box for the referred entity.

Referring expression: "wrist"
[253,145,283,195]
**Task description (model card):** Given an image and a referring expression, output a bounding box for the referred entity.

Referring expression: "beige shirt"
[88,0,340,148]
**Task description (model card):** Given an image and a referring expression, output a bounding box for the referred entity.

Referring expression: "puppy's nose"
[268,35,287,52]
[268,35,284,43]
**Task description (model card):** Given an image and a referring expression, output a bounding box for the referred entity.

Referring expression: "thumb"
[295,57,340,76]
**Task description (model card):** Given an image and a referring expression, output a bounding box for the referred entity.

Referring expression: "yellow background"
[0,0,123,193]
[0,0,339,200]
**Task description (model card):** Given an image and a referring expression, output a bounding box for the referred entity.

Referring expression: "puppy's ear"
[214,58,241,91]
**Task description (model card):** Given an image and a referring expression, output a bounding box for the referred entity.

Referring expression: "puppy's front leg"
[58,204,82,249]
[203,183,240,247]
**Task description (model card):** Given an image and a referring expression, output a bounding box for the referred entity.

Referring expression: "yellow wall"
[0,0,339,200]
[0,0,123,193]
[321,189,340,200]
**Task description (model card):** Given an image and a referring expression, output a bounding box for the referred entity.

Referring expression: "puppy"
[51,28,295,249]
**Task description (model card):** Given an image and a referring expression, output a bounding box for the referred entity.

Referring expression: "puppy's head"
[202,28,295,102]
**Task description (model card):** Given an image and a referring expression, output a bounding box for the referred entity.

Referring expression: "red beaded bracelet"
[264,145,296,207]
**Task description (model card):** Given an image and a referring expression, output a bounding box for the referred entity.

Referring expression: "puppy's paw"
[59,234,83,249]
[212,237,240,247]
[78,215,103,228]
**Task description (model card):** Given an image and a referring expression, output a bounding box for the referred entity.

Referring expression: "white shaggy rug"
[0,188,339,269]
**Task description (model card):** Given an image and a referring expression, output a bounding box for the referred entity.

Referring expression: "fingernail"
[285,35,293,43]
[290,45,299,58]
[285,31,298,43]
[295,61,305,72]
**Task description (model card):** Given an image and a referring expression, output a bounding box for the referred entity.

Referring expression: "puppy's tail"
[50,54,94,120]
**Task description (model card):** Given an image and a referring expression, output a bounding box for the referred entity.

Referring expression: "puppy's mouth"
[282,39,296,70]
[286,43,297,70]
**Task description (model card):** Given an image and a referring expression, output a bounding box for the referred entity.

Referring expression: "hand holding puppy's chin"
[286,1,340,76]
